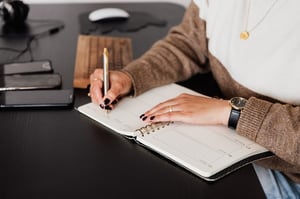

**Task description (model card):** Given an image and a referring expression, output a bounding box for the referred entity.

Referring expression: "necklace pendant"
[240,31,250,40]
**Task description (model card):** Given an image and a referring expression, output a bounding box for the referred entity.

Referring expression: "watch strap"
[228,109,240,129]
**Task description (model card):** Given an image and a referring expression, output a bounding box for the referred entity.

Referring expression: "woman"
[89,1,300,198]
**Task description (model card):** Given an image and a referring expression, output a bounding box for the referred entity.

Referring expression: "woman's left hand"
[141,93,231,126]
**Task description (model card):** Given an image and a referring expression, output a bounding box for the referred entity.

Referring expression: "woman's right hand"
[89,69,133,109]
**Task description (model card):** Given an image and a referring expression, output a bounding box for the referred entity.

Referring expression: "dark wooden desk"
[0,3,266,199]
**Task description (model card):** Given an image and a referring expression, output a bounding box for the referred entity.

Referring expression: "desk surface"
[0,3,266,199]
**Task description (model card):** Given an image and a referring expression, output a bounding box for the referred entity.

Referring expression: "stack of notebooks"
[0,60,73,108]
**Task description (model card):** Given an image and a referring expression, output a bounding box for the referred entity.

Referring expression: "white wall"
[24,0,191,8]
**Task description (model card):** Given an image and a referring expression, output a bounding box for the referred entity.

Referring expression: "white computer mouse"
[88,8,130,22]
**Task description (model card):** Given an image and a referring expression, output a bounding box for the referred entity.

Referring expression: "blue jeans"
[253,164,300,199]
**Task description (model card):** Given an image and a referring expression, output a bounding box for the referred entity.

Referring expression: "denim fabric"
[253,164,300,199]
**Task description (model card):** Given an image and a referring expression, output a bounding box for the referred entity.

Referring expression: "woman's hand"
[141,93,231,126]
[89,69,133,109]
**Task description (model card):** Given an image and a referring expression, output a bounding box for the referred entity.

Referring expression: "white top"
[194,0,300,105]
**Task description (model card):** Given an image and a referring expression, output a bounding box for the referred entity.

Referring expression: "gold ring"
[169,105,173,113]
[93,78,101,81]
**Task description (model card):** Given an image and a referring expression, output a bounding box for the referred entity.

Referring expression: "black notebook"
[76,83,272,181]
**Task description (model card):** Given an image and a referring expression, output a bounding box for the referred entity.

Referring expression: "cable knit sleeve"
[237,97,300,170]
[122,1,209,96]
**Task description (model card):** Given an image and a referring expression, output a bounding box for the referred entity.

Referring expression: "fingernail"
[100,104,105,109]
[139,113,145,119]
[105,105,112,110]
[104,98,110,105]
[142,116,147,121]
[150,116,155,120]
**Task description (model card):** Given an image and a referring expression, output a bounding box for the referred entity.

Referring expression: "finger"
[103,87,121,105]
[144,99,180,116]
[90,79,104,104]
[144,93,206,117]
[91,69,103,80]
[140,103,179,123]
[102,75,129,105]
[111,97,121,105]
[89,69,106,104]
[90,70,103,82]
[146,111,188,123]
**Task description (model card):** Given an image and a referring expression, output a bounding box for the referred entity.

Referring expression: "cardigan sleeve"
[122,1,209,96]
[237,97,300,170]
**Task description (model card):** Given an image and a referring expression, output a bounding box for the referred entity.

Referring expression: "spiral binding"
[135,121,173,137]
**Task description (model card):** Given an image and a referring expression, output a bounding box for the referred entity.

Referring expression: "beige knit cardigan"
[122,2,300,183]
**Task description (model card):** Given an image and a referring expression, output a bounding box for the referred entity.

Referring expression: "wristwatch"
[228,97,247,129]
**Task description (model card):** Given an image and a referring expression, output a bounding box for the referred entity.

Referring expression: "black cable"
[14,35,35,60]
[0,19,64,63]
[0,36,35,62]
[0,18,64,37]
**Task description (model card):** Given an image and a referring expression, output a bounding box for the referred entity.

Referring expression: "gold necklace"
[240,0,278,40]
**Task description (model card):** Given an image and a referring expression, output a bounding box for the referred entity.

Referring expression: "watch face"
[230,97,247,110]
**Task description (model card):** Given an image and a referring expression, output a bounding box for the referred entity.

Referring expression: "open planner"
[76,83,272,181]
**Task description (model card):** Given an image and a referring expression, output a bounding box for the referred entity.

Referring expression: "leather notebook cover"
[73,35,132,88]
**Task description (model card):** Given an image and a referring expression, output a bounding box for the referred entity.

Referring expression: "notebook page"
[136,123,269,178]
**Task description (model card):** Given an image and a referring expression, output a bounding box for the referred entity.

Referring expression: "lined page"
[137,123,268,178]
